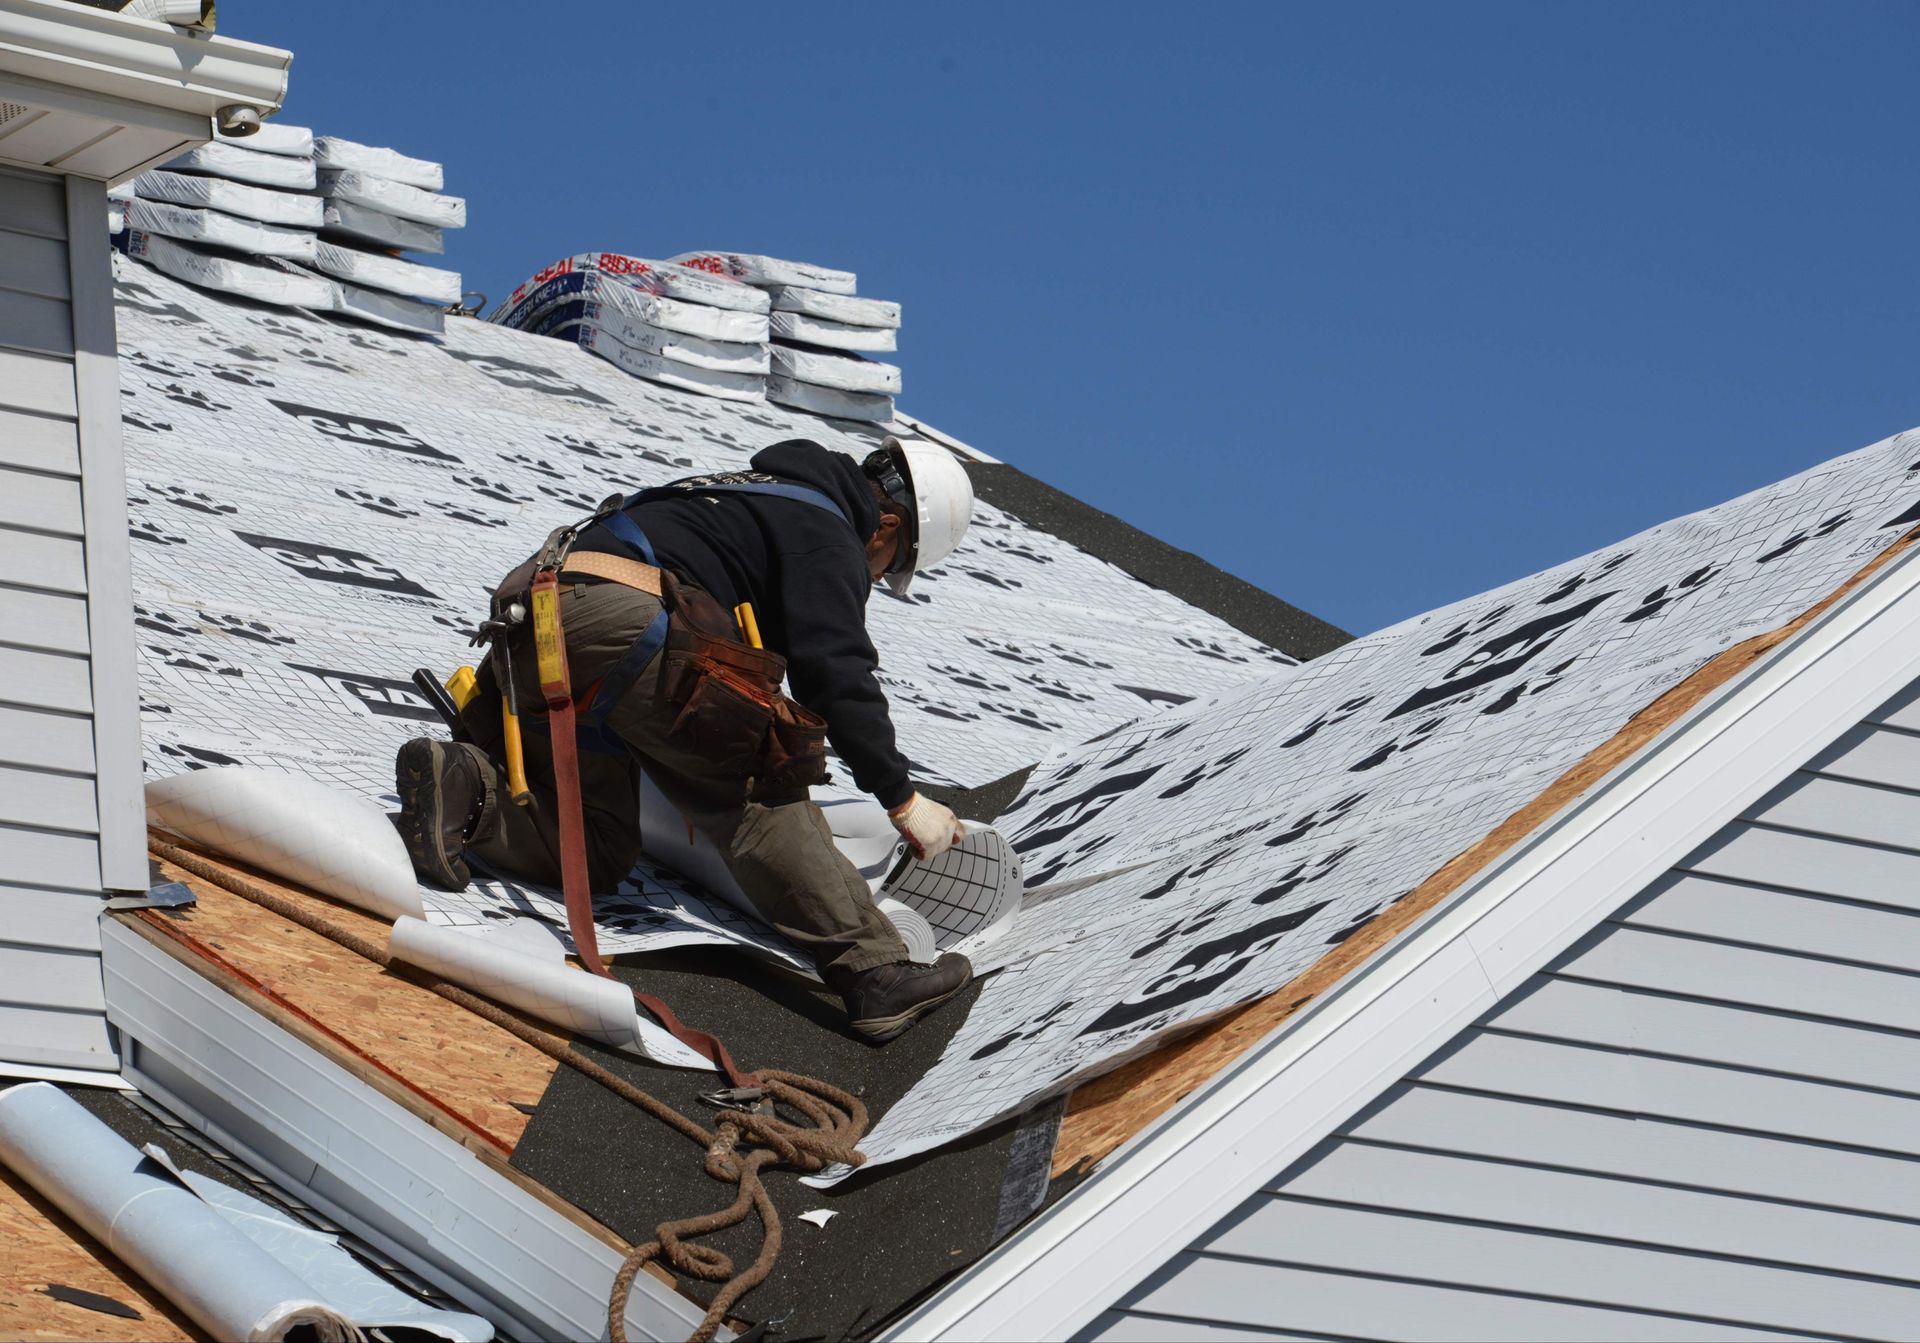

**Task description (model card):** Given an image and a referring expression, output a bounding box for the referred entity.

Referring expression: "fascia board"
[0,0,288,121]
[893,541,1920,1342]
[99,916,715,1343]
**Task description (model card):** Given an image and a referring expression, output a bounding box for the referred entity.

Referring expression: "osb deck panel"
[0,1164,202,1342]
[1052,529,1920,1177]
[142,846,561,1154]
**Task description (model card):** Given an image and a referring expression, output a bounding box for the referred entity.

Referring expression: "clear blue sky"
[242,2,1920,638]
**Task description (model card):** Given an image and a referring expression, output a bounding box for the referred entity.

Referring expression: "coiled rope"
[148,832,866,1343]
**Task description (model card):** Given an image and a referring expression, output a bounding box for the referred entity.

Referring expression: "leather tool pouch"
[659,572,829,802]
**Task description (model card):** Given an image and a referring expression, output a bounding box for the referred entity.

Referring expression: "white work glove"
[888,791,964,862]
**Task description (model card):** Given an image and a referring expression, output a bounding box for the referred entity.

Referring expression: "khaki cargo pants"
[459,579,905,981]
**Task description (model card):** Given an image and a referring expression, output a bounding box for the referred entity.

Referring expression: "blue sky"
[243,3,1920,638]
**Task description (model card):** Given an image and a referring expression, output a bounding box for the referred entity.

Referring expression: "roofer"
[394,437,977,1042]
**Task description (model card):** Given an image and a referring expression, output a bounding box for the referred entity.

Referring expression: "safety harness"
[514,479,849,1088]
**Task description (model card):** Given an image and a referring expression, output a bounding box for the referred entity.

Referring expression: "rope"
[147,833,867,1343]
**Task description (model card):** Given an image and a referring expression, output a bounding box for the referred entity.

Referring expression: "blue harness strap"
[578,479,842,747]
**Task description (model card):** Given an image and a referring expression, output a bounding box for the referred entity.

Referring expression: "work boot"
[395,738,492,890]
[838,953,973,1043]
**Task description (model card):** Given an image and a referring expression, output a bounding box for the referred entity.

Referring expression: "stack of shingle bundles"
[305,136,465,334]
[670,252,903,423]
[489,253,771,401]
[112,124,327,308]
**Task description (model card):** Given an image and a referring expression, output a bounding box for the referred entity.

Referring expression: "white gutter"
[892,539,1920,1341]
[0,0,289,120]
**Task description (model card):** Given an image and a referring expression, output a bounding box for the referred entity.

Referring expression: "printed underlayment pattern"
[843,426,1920,1174]
[112,260,1290,957]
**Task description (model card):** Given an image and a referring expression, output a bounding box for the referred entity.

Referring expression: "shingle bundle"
[490,253,773,402]
[112,125,463,336]
[671,252,903,422]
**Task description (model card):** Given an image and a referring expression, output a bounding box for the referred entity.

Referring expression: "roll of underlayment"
[0,1083,351,1343]
[131,169,324,228]
[145,766,425,921]
[877,897,938,965]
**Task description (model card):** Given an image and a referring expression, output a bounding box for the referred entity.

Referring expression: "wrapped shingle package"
[499,267,769,343]
[769,341,902,394]
[312,135,445,191]
[312,240,462,304]
[768,285,900,328]
[320,198,445,255]
[671,250,857,294]
[522,297,769,373]
[570,321,768,402]
[124,196,316,260]
[317,169,466,228]
[115,228,332,310]
[164,140,317,190]
[770,309,897,352]
[498,253,768,317]
[766,372,895,423]
[131,169,323,228]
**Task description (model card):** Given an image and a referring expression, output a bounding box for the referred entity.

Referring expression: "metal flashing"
[893,539,1920,1341]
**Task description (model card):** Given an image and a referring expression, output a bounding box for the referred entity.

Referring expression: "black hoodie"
[574,439,913,809]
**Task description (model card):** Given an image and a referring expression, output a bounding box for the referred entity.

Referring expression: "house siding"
[1089,675,1920,1342]
[0,166,139,1073]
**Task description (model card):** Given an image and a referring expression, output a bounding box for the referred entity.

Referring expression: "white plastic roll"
[0,1083,350,1343]
[876,897,938,964]
[146,766,425,920]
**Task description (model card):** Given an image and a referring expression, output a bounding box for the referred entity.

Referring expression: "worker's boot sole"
[848,979,968,1043]
[395,738,475,891]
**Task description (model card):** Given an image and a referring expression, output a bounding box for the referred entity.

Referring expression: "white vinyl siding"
[0,166,139,1073]
[1091,676,1920,1341]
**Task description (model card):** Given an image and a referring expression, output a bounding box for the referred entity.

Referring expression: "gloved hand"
[888,791,964,862]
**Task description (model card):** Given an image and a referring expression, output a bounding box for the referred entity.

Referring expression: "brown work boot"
[395,738,492,890]
[838,953,973,1042]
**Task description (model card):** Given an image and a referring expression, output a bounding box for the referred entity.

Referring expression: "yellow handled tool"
[443,664,533,808]
[733,601,763,650]
[445,664,479,712]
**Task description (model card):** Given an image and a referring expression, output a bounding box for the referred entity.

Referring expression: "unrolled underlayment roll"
[131,168,324,228]
[0,1083,491,1342]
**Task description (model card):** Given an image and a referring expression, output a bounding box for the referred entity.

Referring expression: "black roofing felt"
[512,949,1037,1342]
[964,461,1353,662]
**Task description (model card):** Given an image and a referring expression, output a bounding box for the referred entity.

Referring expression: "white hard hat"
[866,436,974,598]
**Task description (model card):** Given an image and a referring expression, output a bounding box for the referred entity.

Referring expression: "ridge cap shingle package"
[214,121,315,158]
[499,253,769,317]
[498,270,769,345]
[316,169,467,229]
[131,169,324,229]
[164,140,318,191]
[769,309,897,353]
[312,239,462,305]
[671,250,858,295]
[769,340,902,394]
[115,229,332,310]
[769,285,901,329]
[312,135,445,192]
[124,196,317,261]
[319,199,445,256]
[521,297,768,374]
[765,372,895,424]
